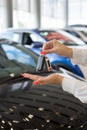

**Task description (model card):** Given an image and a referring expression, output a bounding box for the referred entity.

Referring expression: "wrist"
[56,74,64,85]
[67,48,73,58]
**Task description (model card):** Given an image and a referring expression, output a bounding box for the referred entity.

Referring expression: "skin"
[42,39,73,58]
[21,39,73,85]
[21,73,64,85]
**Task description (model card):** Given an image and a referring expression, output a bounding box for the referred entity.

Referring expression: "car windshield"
[0,43,39,80]
[39,31,78,46]
[2,44,36,66]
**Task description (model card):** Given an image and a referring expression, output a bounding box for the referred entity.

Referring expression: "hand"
[43,39,73,58]
[21,73,64,85]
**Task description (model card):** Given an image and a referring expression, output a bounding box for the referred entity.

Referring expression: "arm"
[71,48,87,65]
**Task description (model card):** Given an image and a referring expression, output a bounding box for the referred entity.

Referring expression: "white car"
[65,27,87,44]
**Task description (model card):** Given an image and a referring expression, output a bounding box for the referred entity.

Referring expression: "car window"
[30,33,45,42]
[13,33,20,43]
[23,33,33,45]
[65,30,81,38]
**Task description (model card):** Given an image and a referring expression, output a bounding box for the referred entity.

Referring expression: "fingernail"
[33,81,39,85]
[40,51,46,55]
[21,73,27,78]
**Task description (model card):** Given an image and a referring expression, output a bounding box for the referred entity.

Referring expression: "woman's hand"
[21,73,64,85]
[43,39,73,58]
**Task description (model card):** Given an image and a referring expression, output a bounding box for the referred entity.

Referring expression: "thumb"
[33,77,48,85]
[43,49,54,54]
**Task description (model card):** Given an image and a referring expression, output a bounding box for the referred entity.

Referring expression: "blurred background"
[0,1,87,130]
[0,0,87,30]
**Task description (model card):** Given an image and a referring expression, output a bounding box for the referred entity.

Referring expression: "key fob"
[36,55,45,72]
[45,57,52,71]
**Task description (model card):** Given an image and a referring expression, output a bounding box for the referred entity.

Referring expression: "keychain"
[36,51,52,72]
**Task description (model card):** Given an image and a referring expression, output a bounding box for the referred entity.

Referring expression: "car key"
[45,57,52,71]
[36,51,46,72]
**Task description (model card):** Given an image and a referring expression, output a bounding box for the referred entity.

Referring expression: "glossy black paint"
[0,40,87,130]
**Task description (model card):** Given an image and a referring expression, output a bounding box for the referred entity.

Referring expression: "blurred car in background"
[0,28,45,48]
[0,28,85,78]
[0,28,85,48]
[0,40,87,130]
[64,27,87,44]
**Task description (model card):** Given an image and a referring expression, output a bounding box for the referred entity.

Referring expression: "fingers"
[42,39,58,54]
[21,73,42,81]
[21,73,49,85]
[33,81,40,85]
[21,73,63,86]
[37,77,48,85]
[42,39,71,57]
[33,79,45,85]
[42,40,53,51]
